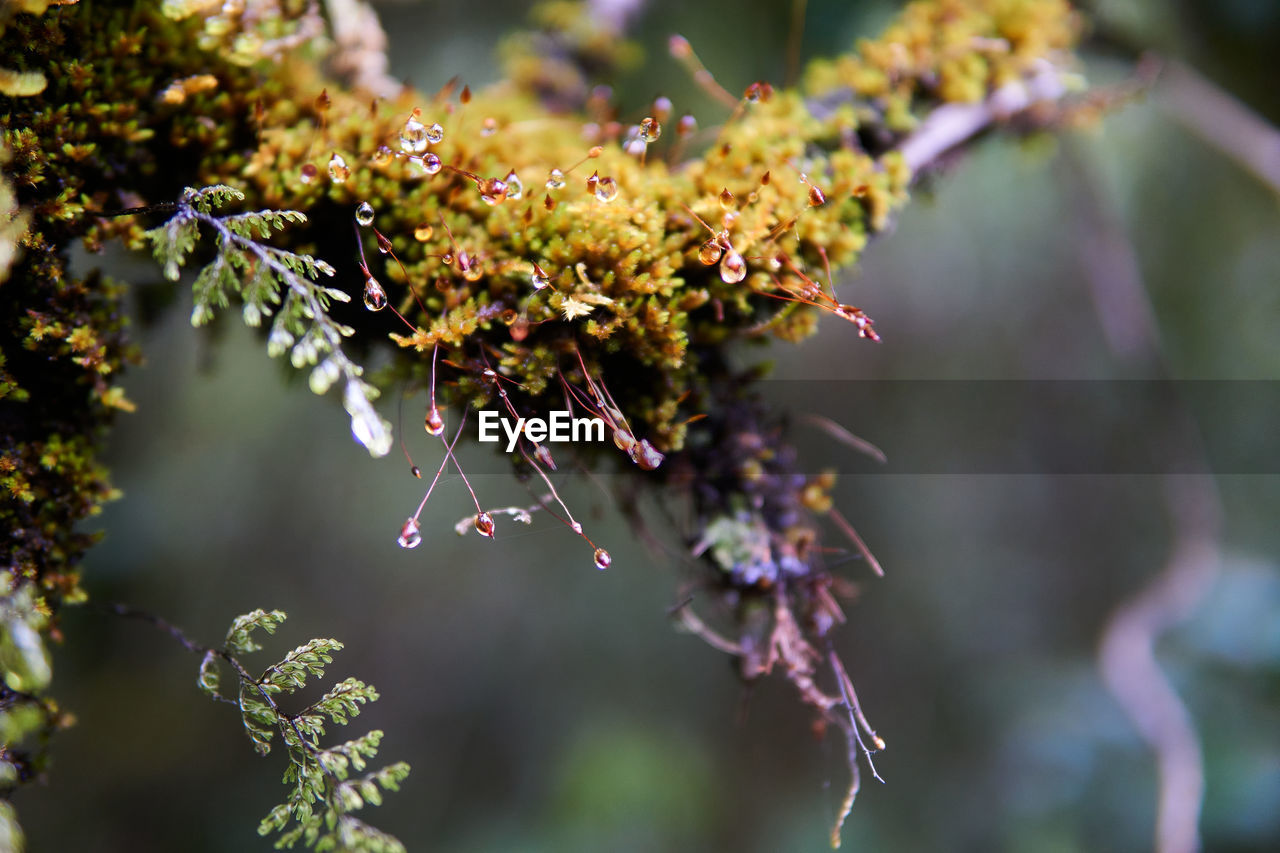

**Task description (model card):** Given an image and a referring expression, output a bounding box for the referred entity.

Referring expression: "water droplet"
[424,406,444,436]
[481,117,497,137]
[363,276,387,310]
[624,136,647,157]
[808,184,826,207]
[479,177,508,206]
[570,521,583,534]
[299,163,318,184]
[400,115,429,154]
[474,511,495,538]
[421,153,442,175]
[414,222,434,241]
[531,263,550,290]
[441,252,453,266]
[698,240,723,265]
[328,153,349,183]
[719,251,747,284]
[355,202,375,226]
[639,117,661,143]
[719,188,735,210]
[504,170,523,201]
[593,175,618,203]
[463,259,484,281]
[612,428,636,452]
[545,168,566,189]
[631,439,665,470]
[372,146,393,167]
[425,122,444,144]
[721,210,739,229]
[397,518,422,549]
[593,548,611,570]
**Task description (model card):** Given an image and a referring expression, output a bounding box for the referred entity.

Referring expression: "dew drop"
[424,406,444,436]
[421,153,442,175]
[371,145,393,167]
[363,276,387,310]
[808,184,827,207]
[698,240,723,265]
[441,252,453,266]
[355,201,375,226]
[639,117,661,143]
[593,175,618,203]
[414,222,434,241]
[474,511,495,539]
[504,170,523,201]
[721,210,739,229]
[463,259,484,281]
[545,168,566,189]
[719,250,747,284]
[328,152,350,183]
[631,439,665,470]
[400,115,429,154]
[397,518,422,549]
[719,187,735,210]
[299,163,318,184]
[479,177,509,206]
[612,427,636,452]
[593,548,611,570]
[481,117,497,137]
[425,122,444,144]
[531,262,550,290]
[624,136,647,157]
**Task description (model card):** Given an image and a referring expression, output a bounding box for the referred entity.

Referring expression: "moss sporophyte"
[1,0,1098,846]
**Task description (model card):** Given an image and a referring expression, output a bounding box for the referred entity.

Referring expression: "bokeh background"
[19,0,1280,850]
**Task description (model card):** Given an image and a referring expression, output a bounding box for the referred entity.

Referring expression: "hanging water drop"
[719,250,747,284]
[355,202,375,226]
[639,116,661,143]
[425,122,444,144]
[481,117,497,137]
[631,439,665,470]
[593,175,618,203]
[546,168,566,189]
[719,188,735,210]
[504,170,524,201]
[808,184,827,207]
[698,240,723,265]
[474,511,495,539]
[421,153,442,175]
[479,177,509,206]
[531,262,550,290]
[424,406,444,436]
[371,145,393,167]
[328,153,349,183]
[400,114,429,154]
[397,518,422,549]
[299,163,318,184]
[593,548,611,570]
[363,276,387,311]
[414,222,434,241]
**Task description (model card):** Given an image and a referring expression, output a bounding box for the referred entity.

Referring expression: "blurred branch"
[898,59,1069,173]
[1157,59,1280,195]
[1062,143,1223,853]
[324,0,401,98]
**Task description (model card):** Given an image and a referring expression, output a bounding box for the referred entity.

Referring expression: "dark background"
[19,0,1280,850]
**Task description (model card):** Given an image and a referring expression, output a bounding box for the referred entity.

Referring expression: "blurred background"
[19,0,1280,850]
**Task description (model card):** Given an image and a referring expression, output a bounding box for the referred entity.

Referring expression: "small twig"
[828,507,884,577]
